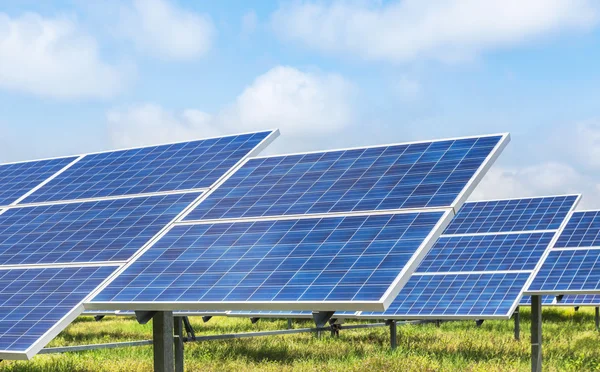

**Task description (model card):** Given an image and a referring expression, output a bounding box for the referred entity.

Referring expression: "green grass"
[2,307,600,371]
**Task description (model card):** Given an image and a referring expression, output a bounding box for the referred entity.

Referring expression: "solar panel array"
[0,130,277,360]
[527,210,600,295]
[359,195,579,319]
[87,134,508,313]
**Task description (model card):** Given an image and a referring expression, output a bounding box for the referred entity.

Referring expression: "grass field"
[1,307,600,371]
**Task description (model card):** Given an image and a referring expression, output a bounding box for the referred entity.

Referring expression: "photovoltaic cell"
[0,266,116,354]
[361,273,530,318]
[90,211,447,309]
[0,192,200,265]
[185,135,504,221]
[415,232,554,273]
[0,157,76,207]
[528,249,600,293]
[444,195,578,235]
[23,131,273,204]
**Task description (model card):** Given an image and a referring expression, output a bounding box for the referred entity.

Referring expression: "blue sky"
[1,0,600,207]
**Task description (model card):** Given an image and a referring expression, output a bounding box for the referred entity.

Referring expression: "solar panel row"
[0,131,278,359]
[88,134,509,313]
[358,195,579,319]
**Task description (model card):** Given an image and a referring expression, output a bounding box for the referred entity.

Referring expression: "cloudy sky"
[1,0,600,207]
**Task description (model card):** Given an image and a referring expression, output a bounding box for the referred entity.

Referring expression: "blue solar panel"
[361,273,530,318]
[554,211,600,248]
[90,211,447,310]
[528,249,600,293]
[0,265,116,355]
[360,195,579,319]
[519,295,555,305]
[557,295,600,305]
[0,157,76,207]
[23,131,274,204]
[184,135,506,221]
[0,192,200,265]
[416,232,555,273]
[444,195,578,235]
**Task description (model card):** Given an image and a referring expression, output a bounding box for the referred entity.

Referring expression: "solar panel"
[519,295,555,306]
[89,211,452,311]
[359,195,579,319]
[0,193,201,265]
[22,131,276,204]
[0,157,77,207]
[526,210,600,296]
[362,272,530,318]
[415,233,555,273]
[555,295,600,306]
[0,265,117,359]
[87,133,509,313]
[185,135,506,221]
[0,131,278,360]
[444,195,577,235]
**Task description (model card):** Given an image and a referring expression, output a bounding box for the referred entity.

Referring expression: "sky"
[1,0,600,208]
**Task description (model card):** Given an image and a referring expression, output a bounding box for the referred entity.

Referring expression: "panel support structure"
[514,307,520,341]
[596,307,599,331]
[386,320,397,349]
[153,311,174,372]
[531,296,542,372]
[174,317,184,372]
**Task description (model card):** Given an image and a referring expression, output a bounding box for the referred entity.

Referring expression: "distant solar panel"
[87,134,510,313]
[415,233,554,273]
[0,157,77,207]
[555,295,600,305]
[526,210,600,296]
[185,135,505,221]
[89,211,451,311]
[0,193,201,265]
[0,265,117,359]
[444,195,577,235]
[359,195,579,319]
[363,272,530,318]
[23,131,276,204]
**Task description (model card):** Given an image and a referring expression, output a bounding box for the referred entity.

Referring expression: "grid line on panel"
[443,195,578,235]
[0,192,201,265]
[185,135,505,221]
[23,131,273,204]
[0,157,78,207]
[0,266,117,352]
[91,211,446,305]
[362,272,531,317]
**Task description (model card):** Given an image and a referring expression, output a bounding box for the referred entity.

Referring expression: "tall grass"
[2,307,599,371]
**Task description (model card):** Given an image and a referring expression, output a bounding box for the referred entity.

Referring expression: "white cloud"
[272,0,599,62]
[470,162,599,209]
[395,76,421,101]
[0,12,126,98]
[108,66,356,149]
[120,0,214,60]
[548,120,600,170]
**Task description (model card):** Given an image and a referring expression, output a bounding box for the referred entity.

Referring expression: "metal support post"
[153,311,174,372]
[202,316,212,323]
[514,307,520,341]
[531,295,542,372]
[250,317,259,324]
[174,317,184,372]
[574,306,580,312]
[475,319,484,327]
[182,317,196,340]
[386,320,397,349]
[435,320,440,328]
[94,315,105,322]
[312,311,334,339]
[596,307,599,331]
[287,318,293,329]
